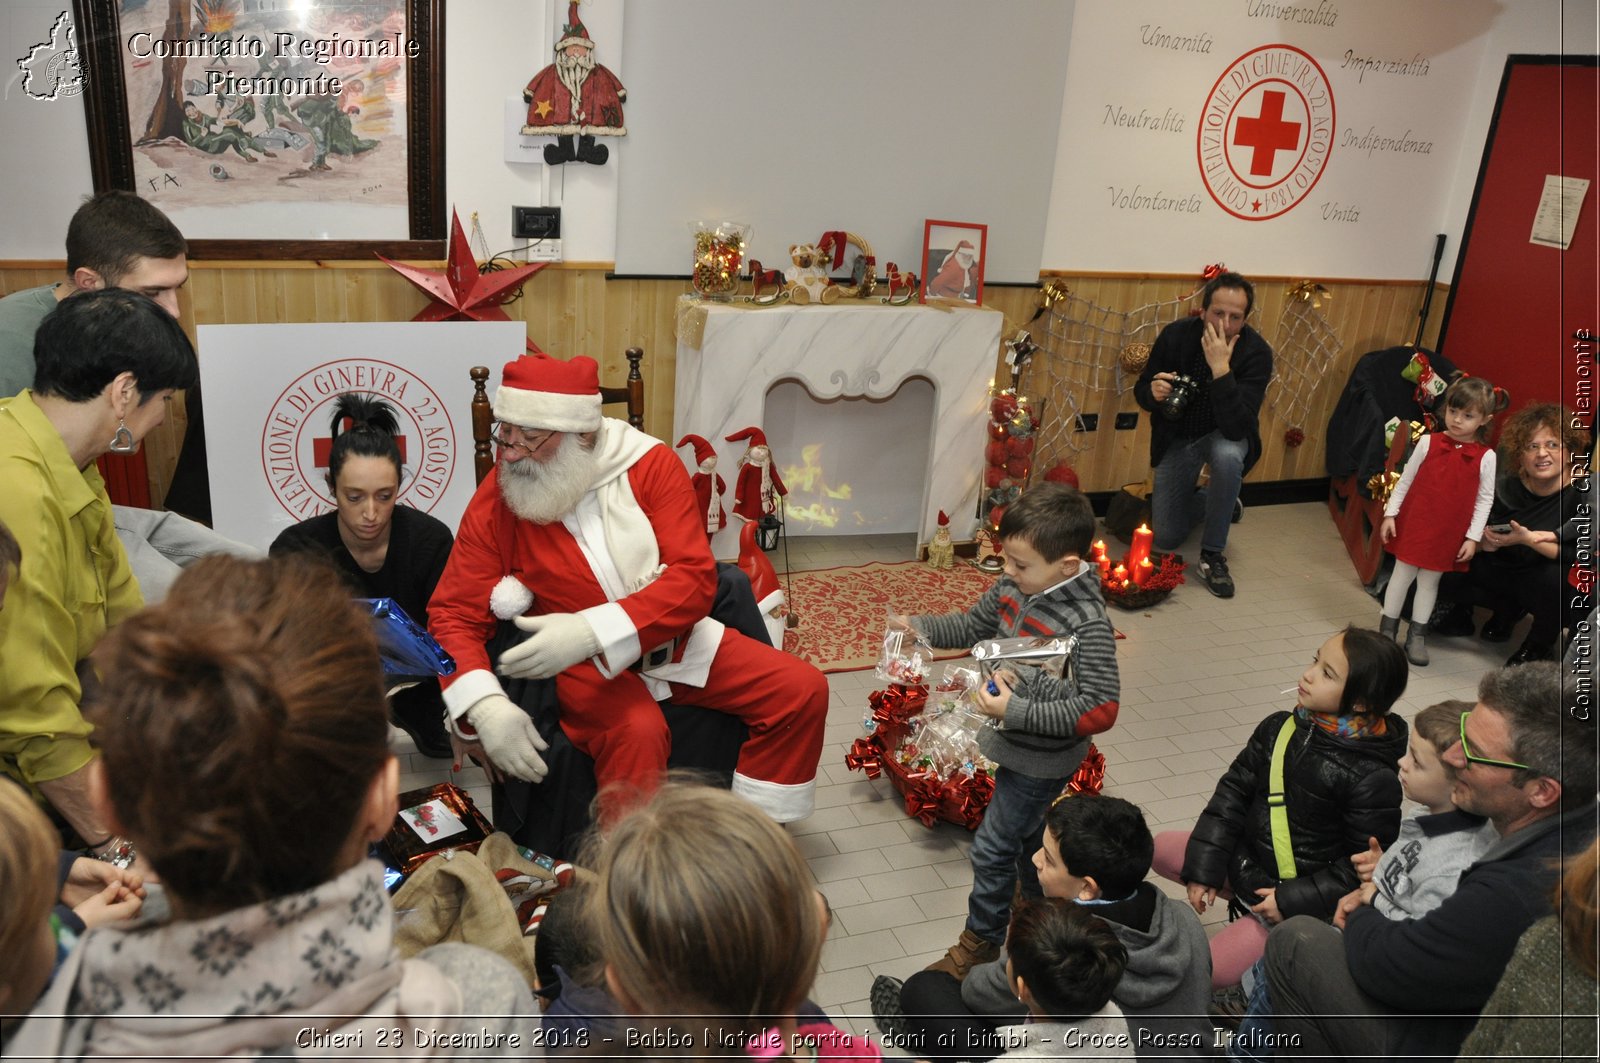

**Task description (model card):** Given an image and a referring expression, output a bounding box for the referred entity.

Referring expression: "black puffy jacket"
[1181,709,1407,921]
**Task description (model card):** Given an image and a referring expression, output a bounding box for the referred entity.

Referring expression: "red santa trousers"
[554,626,828,822]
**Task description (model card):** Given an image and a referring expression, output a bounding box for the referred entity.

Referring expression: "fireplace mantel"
[674,299,1002,558]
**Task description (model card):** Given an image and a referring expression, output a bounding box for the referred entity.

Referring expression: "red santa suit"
[676,433,725,541]
[927,240,980,300]
[430,358,826,822]
[726,426,788,523]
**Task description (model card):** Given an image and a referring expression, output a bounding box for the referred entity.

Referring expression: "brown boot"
[925,928,1001,982]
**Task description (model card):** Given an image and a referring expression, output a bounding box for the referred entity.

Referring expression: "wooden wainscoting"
[0,261,1445,505]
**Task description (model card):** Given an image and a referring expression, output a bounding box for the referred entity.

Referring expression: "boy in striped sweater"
[892,483,1122,982]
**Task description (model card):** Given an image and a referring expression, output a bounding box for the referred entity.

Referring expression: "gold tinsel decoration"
[1118,342,1151,375]
[1366,469,1401,506]
[1286,280,1332,310]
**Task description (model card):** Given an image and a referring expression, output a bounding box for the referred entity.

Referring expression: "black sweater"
[1133,316,1274,475]
[1182,709,1407,920]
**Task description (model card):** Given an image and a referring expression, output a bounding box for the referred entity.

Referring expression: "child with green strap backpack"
[1150,625,1409,995]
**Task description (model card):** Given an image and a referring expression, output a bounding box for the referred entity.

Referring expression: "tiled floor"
[396,504,1514,1040]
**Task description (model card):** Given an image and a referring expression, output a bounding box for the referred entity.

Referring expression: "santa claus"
[427,355,826,821]
[927,239,981,300]
[725,426,788,523]
[522,1,627,165]
[675,433,726,541]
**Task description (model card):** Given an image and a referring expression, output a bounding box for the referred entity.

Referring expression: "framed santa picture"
[920,220,988,306]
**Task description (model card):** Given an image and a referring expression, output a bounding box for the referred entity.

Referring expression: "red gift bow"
[1067,743,1106,796]
[1201,262,1228,281]
[868,685,928,728]
[845,737,884,779]
[903,771,943,827]
[952,769,995,829]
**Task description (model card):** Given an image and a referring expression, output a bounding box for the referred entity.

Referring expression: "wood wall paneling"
[0,263,1443,507]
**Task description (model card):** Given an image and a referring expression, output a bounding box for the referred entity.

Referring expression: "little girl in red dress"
[1380,376,1509,666]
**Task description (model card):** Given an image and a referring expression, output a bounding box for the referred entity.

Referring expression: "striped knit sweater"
[916,567,1120,778]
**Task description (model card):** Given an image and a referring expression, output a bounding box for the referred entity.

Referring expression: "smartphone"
[1486,523,1512,535]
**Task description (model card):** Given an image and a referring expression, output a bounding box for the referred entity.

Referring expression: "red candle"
[1133,558,1153,587]
[1092,539,1107,562]
[1112,563,1128,585]
[1128,524,1153,570]
[1098,555,1112,580]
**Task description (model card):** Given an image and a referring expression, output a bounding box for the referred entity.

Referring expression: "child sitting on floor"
[891,483,1122,983]
[993,899,1133,1060]
[877,794,1212,1060]
[1152,625,1408,999]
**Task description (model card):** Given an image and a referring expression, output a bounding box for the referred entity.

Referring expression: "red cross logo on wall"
[1196,44,1335,222]
[1233,90,1302,177]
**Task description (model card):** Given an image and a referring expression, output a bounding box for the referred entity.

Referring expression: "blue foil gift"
[360,598,456,678]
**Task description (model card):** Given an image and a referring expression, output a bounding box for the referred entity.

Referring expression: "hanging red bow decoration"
[1201,262,1228,281]
[1066,743,1107,796]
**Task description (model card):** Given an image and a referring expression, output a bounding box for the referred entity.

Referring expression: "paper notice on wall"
[1530,175,1590,250]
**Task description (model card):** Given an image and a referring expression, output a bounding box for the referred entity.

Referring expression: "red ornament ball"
[990,394,1019,423]
[985,441,1008,466]
[1005,436,1035,458]
[984,466,1007,489]
[987,420,1008,441]
[1005,457,1032,479]
[1284,427,1306,448]
[1043,462,1080,488]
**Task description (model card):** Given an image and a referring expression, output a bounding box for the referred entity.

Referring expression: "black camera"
[1161,374,1199,420]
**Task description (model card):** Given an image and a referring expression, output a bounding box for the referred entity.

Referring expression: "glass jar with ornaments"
[689,220,750,300]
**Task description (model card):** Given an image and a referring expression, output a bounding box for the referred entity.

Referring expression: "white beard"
[557,50,595,118]
[498,433,599,525]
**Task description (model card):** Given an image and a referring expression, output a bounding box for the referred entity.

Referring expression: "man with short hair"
[1264,661,1598,1060]
[1133,272,1273,598]
[427,354,828,822]
[0,191,248,598]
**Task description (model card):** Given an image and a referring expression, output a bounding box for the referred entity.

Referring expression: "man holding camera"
[1133,272,1273,597]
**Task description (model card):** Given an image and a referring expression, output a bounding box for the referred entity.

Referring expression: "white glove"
[498,612,600,680]
[463,694,549,783]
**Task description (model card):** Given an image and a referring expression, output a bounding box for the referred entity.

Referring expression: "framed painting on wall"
[920,220,987,306]
[73,0,445,259]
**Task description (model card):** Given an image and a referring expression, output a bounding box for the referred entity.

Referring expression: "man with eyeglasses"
[427,354,829,824]
[1263,662,1596,1060]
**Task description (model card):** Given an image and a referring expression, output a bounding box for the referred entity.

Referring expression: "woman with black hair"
[270,393,454,757]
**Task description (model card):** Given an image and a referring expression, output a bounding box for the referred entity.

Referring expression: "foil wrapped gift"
[971,634,1077,690]
[360,598,456,679]
[378,782,494,881]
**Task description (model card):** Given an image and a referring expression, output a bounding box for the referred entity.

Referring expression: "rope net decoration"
[1265,286,1343,438]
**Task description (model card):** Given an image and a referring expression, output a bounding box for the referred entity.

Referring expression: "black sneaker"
[1430,601,1476,637]
[1480,611,1520,643]
[1198,553,1235,598]
[869,975,908,1041]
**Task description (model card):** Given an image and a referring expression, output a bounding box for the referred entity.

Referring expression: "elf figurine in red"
[725,426,787,523]
[676,433,726,542]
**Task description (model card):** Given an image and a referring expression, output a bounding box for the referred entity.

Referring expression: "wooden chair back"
[471,347,645,484]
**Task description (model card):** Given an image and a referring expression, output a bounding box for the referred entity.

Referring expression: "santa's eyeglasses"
[491,422,558,456]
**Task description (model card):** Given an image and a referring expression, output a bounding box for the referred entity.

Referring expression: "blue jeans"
[1151,429,1248,555]
[1226,957,1278,1063]
[966,765,1073,944]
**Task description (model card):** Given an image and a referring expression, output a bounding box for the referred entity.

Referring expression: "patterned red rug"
[780,560,999,674]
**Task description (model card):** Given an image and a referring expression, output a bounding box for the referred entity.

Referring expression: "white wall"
[1,1,1592,277]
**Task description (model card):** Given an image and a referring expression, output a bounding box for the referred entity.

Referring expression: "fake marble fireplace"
[673,300,1003,559]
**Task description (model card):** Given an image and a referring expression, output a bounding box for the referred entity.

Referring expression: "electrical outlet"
[512,206,561,240]
[1075,413,1099,432]
[1115,412,1139,430]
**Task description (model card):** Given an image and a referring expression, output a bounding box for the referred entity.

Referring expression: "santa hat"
[738,521,785,615]
[556,0,593,51]
[937,510,950,527]
[676,433,716,465]
[726,426,769,448]
[493,354,602,433]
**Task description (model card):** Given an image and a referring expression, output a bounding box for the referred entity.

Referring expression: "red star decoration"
[378,208,546,323]
[1251,199,1263,213]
